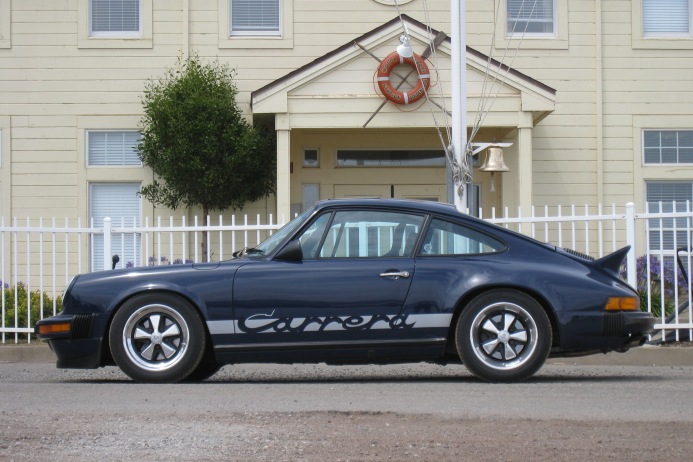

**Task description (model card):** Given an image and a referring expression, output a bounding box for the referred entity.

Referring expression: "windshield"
[253,208,313,255]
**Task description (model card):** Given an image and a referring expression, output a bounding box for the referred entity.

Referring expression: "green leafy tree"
[138,56,276,258]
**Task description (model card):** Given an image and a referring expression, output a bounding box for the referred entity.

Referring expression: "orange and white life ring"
[376,51,431,105]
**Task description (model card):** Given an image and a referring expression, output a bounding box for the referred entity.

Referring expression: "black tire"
[456,289,551,383]
[183,345,221,382]
[109,293,205,383]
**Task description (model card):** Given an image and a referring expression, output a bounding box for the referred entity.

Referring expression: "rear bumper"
[35,314,105,369]
[556,310,655,352]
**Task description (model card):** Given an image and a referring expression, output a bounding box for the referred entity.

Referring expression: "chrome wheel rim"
[122,304,190,372]
[468,302,538,371]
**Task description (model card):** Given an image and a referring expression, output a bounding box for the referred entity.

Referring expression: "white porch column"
[517,113,534,215]
[275,114,291,222]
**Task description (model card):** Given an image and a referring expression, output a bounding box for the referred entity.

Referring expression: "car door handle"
[379,271,410,279]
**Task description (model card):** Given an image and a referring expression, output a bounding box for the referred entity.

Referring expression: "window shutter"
[231,0,280,33]
[643,0,690,35]
[90,183,141,270]
[88,131,141,166]
[91,0,140,33]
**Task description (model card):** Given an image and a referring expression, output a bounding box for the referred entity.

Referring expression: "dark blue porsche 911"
[36,199,654,383]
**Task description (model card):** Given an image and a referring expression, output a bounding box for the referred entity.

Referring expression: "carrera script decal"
[237,312,415,334]
[205,313,453,336]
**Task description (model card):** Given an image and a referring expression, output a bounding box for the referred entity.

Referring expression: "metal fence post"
[103,217,112,272]
[625,202,637,287]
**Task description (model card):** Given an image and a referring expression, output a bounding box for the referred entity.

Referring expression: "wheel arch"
[101,288,214,367]
[446,285,561,354]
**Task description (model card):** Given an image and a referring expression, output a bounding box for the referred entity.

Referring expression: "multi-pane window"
[89,183,141,270]
[88,131,141,166]
[507,0,555,35]
[644,130,693,164]
[90,0,140,36]
[643,0,691,37]
[646,182,693,251]
[230,0,280,36]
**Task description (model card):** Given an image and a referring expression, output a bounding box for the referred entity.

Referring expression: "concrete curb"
[1,342,692,366]
[0,344,56,363]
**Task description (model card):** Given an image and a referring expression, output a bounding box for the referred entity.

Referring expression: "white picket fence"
[1,202,692,344]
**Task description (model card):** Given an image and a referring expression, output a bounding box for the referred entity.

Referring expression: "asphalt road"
[1,348,693,461]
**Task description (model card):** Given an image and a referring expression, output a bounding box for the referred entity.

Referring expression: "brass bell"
[479,147,510,172]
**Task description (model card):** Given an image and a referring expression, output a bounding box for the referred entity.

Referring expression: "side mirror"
[273,240,303,262]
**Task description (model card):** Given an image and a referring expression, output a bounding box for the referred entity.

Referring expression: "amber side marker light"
[37,323,71,335]
[605,297,638,311]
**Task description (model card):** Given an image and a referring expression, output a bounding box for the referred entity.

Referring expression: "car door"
[231,209,425,347]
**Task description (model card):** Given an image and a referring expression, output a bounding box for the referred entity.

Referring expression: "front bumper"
[35,314,105,369]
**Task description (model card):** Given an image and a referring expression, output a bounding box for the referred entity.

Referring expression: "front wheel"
[456,290,552,382]
[109,293,206,383]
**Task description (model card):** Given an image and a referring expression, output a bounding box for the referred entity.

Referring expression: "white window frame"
[643,130,693,165]
[89,182,142,271]
[303,148,320,168]
[87,130,142,167]
[645,181,693,252]
[219,0,293,49]
[78,0,152,48]
[0,0,10,48]
[230,0,281,37]
[89,0,142,38]
[506,0,556,37]
[634,0,693,49]
[496,0,567,50]
[643,0,691,38]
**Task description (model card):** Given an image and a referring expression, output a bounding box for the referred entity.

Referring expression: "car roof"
[313,198,461,216]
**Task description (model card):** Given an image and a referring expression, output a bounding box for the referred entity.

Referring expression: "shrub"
[1,281,63,336]
[624,256,688,318]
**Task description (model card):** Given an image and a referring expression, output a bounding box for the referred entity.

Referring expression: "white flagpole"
[451,0,467,213]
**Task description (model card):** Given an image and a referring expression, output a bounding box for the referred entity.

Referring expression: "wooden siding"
[0,0,691,222]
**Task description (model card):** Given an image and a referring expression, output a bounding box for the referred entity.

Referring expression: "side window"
[643,0,690,37]
[633,0,693,49]
[497,0,567,49]
[87,131,142,166]
[420,219,505,256]
[230,0,280,36]
[314,210,424,259]
[643,130,693,164]
[645,182,693,251]
[298,213,331,260]
[507,0,555,36]
[90,0,141,37]
[219,0,293,49]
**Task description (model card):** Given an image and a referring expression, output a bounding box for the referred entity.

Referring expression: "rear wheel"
[109,293,205,383]
[456,290,551,382]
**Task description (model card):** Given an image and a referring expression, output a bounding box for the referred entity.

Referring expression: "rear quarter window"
[419,218,506,256]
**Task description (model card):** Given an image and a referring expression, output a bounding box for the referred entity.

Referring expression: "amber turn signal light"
[37,323,71,335]
[605,297,638,311]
